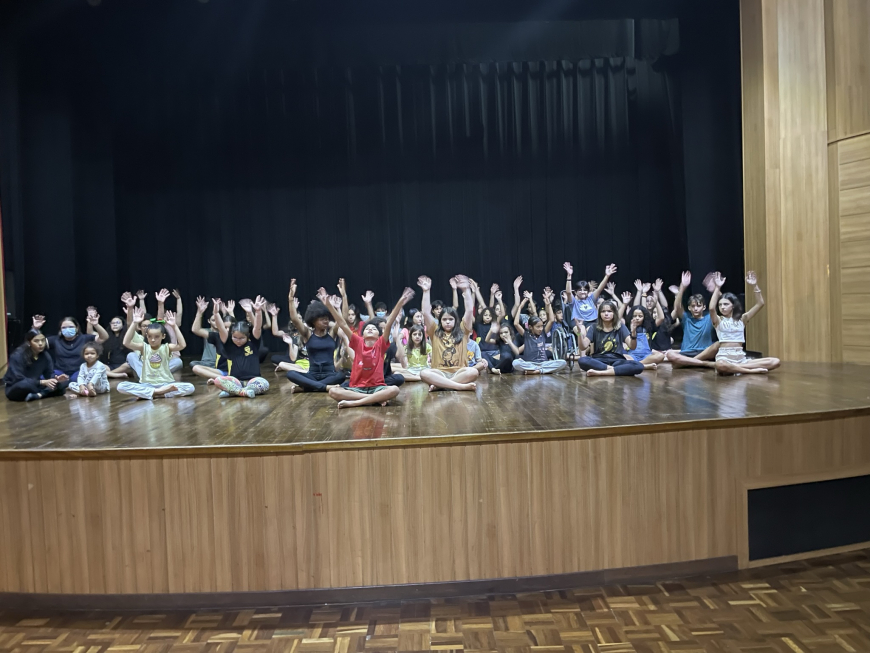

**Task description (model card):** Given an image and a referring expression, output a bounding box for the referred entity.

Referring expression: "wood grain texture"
[740,0,831,361]
[0,411,867,595]
[824,0,870,143]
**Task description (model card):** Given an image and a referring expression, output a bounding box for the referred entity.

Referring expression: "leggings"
[483,350,515,374]
[259,346,268,363]
[577,357,644,376]
[286,363,346,392]
[512,359,568,374]
[117,381,196,400]
[215,376,270,398]
[5,379,69,402]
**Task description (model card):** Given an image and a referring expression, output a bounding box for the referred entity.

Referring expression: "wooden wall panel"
[824,0,870,143]
[740,0,831,361]
[2,416,870,595]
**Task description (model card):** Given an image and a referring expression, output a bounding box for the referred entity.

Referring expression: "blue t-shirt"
[681,314,715,354]
[569,297,598,322]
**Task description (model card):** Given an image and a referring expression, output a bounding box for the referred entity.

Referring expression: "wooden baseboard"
[747,542,870,569]
[0,557,737,611]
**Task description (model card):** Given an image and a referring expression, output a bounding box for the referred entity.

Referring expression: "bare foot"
[78,387,90,397]
[206,378,216,385]
[325,384,340,391]
[337,400,354,409]
[380,401,390,407]
[489,368,501,375]
[644,363,658,371]
[153,385,178,397]
[428,384,437,392]
[744,368,769,374]
[461,382,477,390]
[289,384,302,394]
[586,369,605,377]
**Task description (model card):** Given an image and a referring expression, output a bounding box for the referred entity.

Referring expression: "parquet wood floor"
[1,550,869,653]
[0,362,869,455]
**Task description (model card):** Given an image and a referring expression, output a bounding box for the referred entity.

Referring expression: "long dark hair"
[404,308,421,329]
[720,292,744,320]
[346,303,360,328]
[109,316,126,335]
[628,305,654,333]
[19,329,46,365]
[478,307,494,325]
[406,324,427,357]
[596,300,619,330]
[435,306,462,341]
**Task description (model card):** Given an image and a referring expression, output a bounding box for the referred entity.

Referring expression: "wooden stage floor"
[0,362,868,456]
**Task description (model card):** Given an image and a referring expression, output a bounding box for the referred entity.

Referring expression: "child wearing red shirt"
[319,286,415,409]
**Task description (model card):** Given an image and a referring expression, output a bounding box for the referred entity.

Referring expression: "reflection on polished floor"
[0,362,868,454]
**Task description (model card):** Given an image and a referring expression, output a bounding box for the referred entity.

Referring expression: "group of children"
[4,263,780,407]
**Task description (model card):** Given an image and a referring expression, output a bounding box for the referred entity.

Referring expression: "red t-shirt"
[349,333,389,388]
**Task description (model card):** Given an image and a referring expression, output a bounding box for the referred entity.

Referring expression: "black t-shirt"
[207,332,230,372]
[221,335,261,381]
[476,322,499,351]
[4,349,55,385]
[587,325,631,361]
[47,333,97,374]
[650,315,673,351]
[101,333,129,367]
[522,331,547,363]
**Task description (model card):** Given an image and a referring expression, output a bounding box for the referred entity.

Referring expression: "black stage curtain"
[0,0,743,353]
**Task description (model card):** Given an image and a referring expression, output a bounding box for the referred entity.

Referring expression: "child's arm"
[618,292,631,320]
[191,297,211,339]
[288,280,311,341]
[282,334,299,362]
[672,271,691,320]
[123,309,146,351]
[469,279,486,315]
[563,262,574,297]
[268,303,284,337]
[172,289,184,328]
[384,288,415,345]
[485,323,500,344]
[543,289,556,334]
[137,290,147,312]
[450,277,459,310]
[653,298,665,327]
[213,299,230,344]
[456,275,475,334]
[488,283,498,308]
[653,279,668,310]
[513,297,527,336]
[625,321,638,351]
[155,288,169,320]
[319,289,355,341]
[593,264,617,301]
[418,276,437,338]
[337,278,349,321]
[510,276,523,318]
[361,290,375,320]
[87,311,110,343]
[165,311,186,352]
[122,292,137,325]
[633,279,643,307]
[577,324,591,351]
[709,272,724,327]
[251,296,266,340]
[524,291,537,316]
[261,302,272,330]
[741,271,766,323]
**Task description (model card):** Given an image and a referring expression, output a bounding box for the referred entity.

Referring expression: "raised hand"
[669,285,680,295]
[491,283,500,294]
[211,298,222,315]
[746,270,758,286]
[417,276,432,291]
[164,310,177,327]
[86,305,97,318]
[542,291,552,306]
[132,307,145,324]
[282,333,294,345]
[337,278,346,295]
[87,312,100,326]
[316,287,330,304]
[563,262,574,276]
[681,271,692,288]
[469,278,480,294]
[361,290,374,303]
[32,315,46,330]
[400,287,415,305]
[454,275,470,290]
[702,272,716,293]
[605,282,617,297]
[267,303,280,316]
[634,279,643,291]
[292,297,299,310]
[523,290,533,301]
[589,280,599,292]
[136,290,147,300]
[155,288,170,303]
[172,289,182,300]
[513,275,523,289]
[329,294,342,310]
[238,298,253,312]
[289,279,297,300]
[621,291,632,305]
[642,282,651,293]
[494,290,503,301]
[253,295,266,312]
[713,272,726,288]
[578,324,587,339]
[449,277,458,290]
[560,290,569,304]
[605,264,618,277]
[195,296,208,313]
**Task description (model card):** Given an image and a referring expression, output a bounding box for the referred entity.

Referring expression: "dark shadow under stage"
[1,362,868,456]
